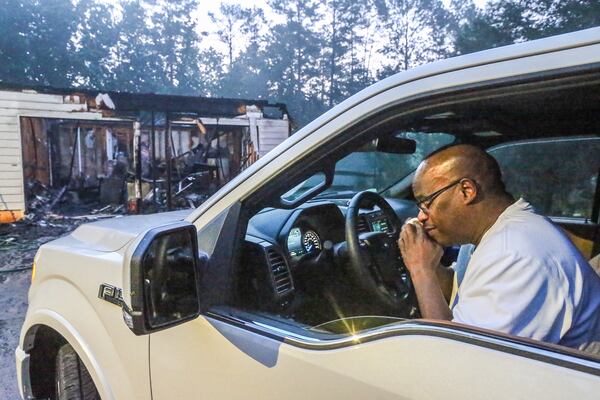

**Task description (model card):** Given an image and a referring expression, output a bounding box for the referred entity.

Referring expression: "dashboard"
[247,199,415,258]
[279,203,346,262]
[285,208,391,258]
[241,199,418,313]
[360,209,391,233]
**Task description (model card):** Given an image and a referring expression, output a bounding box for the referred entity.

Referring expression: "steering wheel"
[345,191,415,313]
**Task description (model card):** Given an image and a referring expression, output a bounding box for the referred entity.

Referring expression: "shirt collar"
[478,198,532,245]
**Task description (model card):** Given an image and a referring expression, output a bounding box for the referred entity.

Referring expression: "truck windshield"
[314,131,455,200]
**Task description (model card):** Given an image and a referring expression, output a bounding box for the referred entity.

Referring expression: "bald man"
[398,144,600,351]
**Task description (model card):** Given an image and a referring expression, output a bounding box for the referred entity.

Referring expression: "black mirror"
[376,136,416,154]
[125,222,202,335]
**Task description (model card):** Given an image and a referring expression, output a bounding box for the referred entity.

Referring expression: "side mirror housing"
[122,222,202,335]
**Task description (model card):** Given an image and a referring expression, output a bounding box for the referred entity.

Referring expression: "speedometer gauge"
[302,230,322,253]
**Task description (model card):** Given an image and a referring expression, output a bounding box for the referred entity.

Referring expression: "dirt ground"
[0,216,91,400]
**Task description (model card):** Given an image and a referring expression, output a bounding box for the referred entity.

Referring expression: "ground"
[0,215,97,400]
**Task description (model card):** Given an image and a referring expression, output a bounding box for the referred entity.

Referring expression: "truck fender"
[21,276,150,400]
[23,308,116,400]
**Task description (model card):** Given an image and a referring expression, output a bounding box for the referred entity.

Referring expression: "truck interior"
[203,67,600,347]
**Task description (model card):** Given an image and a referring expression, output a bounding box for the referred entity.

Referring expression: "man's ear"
[460,179,478,204]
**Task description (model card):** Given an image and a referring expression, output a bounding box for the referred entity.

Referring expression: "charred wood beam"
[133,121,142,214]
[151,111,157,208]
[166,113,172,210]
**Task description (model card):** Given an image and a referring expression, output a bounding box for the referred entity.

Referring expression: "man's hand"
[398,220,452,320]
[398,220,443,278]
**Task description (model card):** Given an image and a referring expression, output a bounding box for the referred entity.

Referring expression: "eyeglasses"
[415,178,463,214]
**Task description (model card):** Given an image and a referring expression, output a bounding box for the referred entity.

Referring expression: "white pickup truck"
[16,28,600,400]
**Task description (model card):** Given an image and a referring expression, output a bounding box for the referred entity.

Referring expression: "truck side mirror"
[123,222,203,335]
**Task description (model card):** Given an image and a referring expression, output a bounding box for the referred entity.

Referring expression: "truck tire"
[55,343,101,400]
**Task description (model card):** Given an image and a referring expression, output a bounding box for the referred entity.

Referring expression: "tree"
[232,6,269,99]
[264,0,326,126]
[0,0,36,84]
[453,0,600,56]
[528,0,600,37]
[72,0,119,89]
[22,0,79,87]
[112,0,163,93]
[151,0,202,94]
[375,0,453,77]
[196,47,226,97]
[209,4,247,70]
[212,5,268,99]
[322,0,375,107]
[453,0,534,55]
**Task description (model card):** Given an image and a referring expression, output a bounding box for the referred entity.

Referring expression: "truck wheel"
[55,343,101,400]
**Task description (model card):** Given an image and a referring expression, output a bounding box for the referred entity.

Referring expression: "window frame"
[489,136,600,221]
[194,65,600,369]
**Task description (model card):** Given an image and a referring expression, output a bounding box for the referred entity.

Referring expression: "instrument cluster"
[287,227,322,257]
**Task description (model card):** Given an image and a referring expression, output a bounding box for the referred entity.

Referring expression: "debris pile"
[24,179,126,221]
[1,181,128,275]
[0,210,107,275]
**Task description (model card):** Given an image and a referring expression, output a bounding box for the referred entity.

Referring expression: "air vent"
[266,248,293,295]
[356,215,370,233]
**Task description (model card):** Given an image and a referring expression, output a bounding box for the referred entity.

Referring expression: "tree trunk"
[328,3,337,107]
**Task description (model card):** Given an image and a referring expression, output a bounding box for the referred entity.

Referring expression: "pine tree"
[527,0,600,37]
[196,47,225,97]
[72,0,119,89]
[322,0,375,107]
[209,4,246,71]
[210,4,268,98]
[375,0,453,77]
[455,0,535,55]
[226,6,269,99]
[113,0,161,93]
[453,0,600,56]
[151,0,202,94]
[265,0,325,126]
[24,0,79,87]
[0,0,36,84]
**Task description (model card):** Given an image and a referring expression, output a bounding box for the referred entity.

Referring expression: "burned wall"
[20,116,251,213]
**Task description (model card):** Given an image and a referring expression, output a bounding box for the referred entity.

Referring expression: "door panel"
[150,316,600,399]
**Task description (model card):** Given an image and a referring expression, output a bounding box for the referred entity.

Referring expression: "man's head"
[412,144,512,246]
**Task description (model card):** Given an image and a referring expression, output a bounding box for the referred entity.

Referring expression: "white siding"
[0,147,18,156]
[0,193,24,205]
[0,171,22,179]
[0,91,66,103]
[0,186,22,194]
[0,100,87,112]
[0,129,19,140]
[0,160,21,174]
[0,155,20,164]
[0,90,91,213]
[0,107,21,211]
[0,109,19,117]
[0,116,18,125]
[0,127,17,134]
[256,119,289,156]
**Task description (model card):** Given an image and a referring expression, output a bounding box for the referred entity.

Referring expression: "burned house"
[0,85,291,222]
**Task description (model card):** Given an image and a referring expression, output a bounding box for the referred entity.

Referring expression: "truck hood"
[68,210,193,252]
